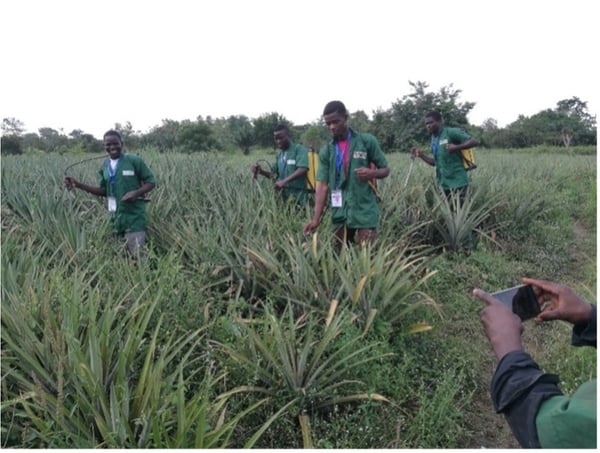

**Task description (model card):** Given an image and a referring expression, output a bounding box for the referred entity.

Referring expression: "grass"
[1,147,596,448]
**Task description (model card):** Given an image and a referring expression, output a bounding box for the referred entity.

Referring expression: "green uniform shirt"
[271,142,309,204]
[316,130,388,229]
[99,153,156,234]
[536,379,597,449]
[431,127,471,190]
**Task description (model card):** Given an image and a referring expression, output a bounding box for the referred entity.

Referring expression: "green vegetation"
[1,147,596,448]
[2,83,596,155]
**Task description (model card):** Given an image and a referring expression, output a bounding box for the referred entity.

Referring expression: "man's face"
[274,130,290,150]
[323,112,348,141]
[425,117,441,135]
[104,135,122,159]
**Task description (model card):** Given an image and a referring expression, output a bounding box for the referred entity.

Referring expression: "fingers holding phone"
[489,284,540,321]
[522,278,592,325]
[473,288,524,360]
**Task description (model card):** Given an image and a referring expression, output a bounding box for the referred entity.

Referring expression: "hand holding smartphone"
[491,284,540,321]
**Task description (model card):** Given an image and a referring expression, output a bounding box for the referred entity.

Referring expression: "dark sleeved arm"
[572,304,596,347]
[490,305,597,448]
[490,351,562,448]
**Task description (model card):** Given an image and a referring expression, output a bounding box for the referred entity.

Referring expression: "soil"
[465,397,521,448]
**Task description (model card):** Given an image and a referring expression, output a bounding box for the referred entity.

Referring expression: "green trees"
[3,92,595,154]
[482,97,596,148]
[143,119,183,152]
[227,115,255,155]
[300,125,329,152]
[69,129,103,153]
[3,124,101,155]
[253,112,291,148]
[370,81,476,152]
[178,120,218,153]
[0,134,22,155]
[555,97,596,146]
[1,117,25,155]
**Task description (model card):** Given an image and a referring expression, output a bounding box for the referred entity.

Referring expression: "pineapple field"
[1,147,596,448]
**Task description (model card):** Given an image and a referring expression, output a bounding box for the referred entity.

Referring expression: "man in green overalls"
[251,124,309,205]
[411,110,480,249]
[64,129,156,257]
[411,110,479,200]
[474,279,596,448]
[302,100,390,251]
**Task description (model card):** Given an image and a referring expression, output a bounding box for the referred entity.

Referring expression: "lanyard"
[431,134,440,161]
[278,151,287,180]
[334,131,351,189]
[106,158,119,194]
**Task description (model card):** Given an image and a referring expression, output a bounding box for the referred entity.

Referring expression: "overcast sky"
[2,0,597,139]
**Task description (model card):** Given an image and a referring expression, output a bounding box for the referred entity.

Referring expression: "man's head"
[322,100,349,141]
[103,129,123,160]
[425,110,443,135]
[273,124,291,150]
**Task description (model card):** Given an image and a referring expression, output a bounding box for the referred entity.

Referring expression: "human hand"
[302,220,319,236]
[447,144,458,153]
[473,288,524,360]
[522,278,592,325]
[122,191,138,202]
[354,167,373,182]
[410,147,420,158]
[64,176,77,190]
[274,180,285,190]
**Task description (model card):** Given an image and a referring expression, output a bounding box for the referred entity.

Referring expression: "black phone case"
[512,285,540,321]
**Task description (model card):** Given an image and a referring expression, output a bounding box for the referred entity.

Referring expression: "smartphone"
[491,284,540,321]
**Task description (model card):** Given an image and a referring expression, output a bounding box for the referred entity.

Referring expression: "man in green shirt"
[474,279,596,449]
[251,124,309,205]
[64,129,156,257]
[411,110,479,198]
[302,101,390,251]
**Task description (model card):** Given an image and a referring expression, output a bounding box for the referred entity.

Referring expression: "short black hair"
[425,110,442,122]
[103,129,123,143]
[273,124,289,134]
[323,100,348,117]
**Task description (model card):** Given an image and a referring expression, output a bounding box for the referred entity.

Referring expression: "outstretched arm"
[251,163,273,179]
[411,147,435,166]
[64,177,106,197]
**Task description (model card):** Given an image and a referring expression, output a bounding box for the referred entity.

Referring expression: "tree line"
[1,81,596,155]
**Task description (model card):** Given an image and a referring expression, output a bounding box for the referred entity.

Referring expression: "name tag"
[353,151,367,160]
[122,170,134,176]
[331,190,343,208]
[286,159,296,165]
[107,197,117,212]
[439,139,449,145]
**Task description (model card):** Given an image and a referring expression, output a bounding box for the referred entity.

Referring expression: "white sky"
[1,0,597,139]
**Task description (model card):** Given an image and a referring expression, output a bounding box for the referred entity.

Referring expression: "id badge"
[331,190,343,208]
[107,197,117,212]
